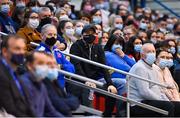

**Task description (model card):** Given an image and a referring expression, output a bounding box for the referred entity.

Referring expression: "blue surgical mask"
[46,68,59,80]
[159,58,168,69]
[168,47,176,54]
[93,16,102,24]
[145,53,156,65]
[31,6,40,13]
[167,59,174,68]
[75,27,83,36]
[34,65,48,81]
[1,4,10,14]
[111,44,123,53]
[16,2,26,8]
[167,24,174,30]
[139,22,147,30]
[134,44,142,52]
[114,24,123,30]
[95,3,104,9]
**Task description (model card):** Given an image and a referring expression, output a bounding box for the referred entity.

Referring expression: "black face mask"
[40,17,52,27]
[10,53,25,65]
[83,34,96,44]
[45,37,57,46]
[126,20,134,25]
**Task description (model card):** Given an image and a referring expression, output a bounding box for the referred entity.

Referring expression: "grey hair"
[41,24,57,35]
[39,7,51,15]
[141,43,154,54]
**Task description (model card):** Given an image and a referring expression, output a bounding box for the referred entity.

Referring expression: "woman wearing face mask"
[125,36,143,62]
[110,15,124,30]
[153,49,180,101]
[55,8,69,21]
[91,9,102,25]
[17,11,41,51]
[26,0,41,13]
[74,21,84,40]
[104,34,136,79]
[58,20,76,54]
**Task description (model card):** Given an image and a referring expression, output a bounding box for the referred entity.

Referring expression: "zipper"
[89,45,92,60]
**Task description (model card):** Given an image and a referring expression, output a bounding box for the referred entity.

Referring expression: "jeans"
[98,78,126,95]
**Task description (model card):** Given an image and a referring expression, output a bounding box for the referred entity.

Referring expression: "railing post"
[126,75,130,118]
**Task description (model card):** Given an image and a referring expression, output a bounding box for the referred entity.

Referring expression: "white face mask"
[65,28,75,36]
[28,19,39,29]
[98,31,102,38]
[59,15,69,21]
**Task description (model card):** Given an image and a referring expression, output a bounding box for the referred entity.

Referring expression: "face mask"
[67,10,72,16]
[1,4,10,14]
[111,44,123,53]
[31,6,40,13]
[98,31,102,38]
[28,19,39,29]
[34,65,48,81]
[16,2,26,8]
[59,15,69,21]
[159,28,166,33]
[95,3,104,9]
[134,44,142,52]
[40,17,52,26]
[45,37,57,46]
[151,38,157,44]
[168,47,176,54]
[46,68,58,80]
[159,58,168,69]
[10,53,24,65]
[65,28,75,36]
[114,24,123,30]
[75,27,83,36]
[127,20,134,25]
[139,22,147,30]
[145,53,156,65]
[83,34,96,44]
[167,24,174,30]
[135,13,142,18]
[93,16,102,24]
[167,59,174,68]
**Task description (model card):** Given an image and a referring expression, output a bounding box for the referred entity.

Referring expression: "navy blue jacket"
[0,12,16,34]
[20,72,64,117]
[43,78,79,116]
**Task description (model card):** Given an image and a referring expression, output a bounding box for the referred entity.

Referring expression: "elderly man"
[0,0,17,34]
[36,24,74,88]
[128,43,180,117]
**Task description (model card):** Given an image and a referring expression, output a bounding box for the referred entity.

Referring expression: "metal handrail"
[153,0,180,18]
[60,51,172,89]
[61,69,168,115]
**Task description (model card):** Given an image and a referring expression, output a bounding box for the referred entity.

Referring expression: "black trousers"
[130,100,180,117]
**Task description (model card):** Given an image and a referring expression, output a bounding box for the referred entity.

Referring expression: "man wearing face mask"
[20,51,63,117]
[0,0,17,34]
[69,25,118,116]
[128,43,180,117]
[36,24,75,88]
[0,35,34,117]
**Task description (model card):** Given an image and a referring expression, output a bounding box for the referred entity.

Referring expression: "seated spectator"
[0,35,34,117]
[36,24,75,88]
[21,51,63,117]
[74,20,84,40]
[69,25,125,117]
[154,49,180,101]
[104,34,136,79]
[128,43,180,117]
[0,0,17,34]
[125,36,143,62]
[43,54,79,116]
[17,11,42,51]
[58,20,76,54]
